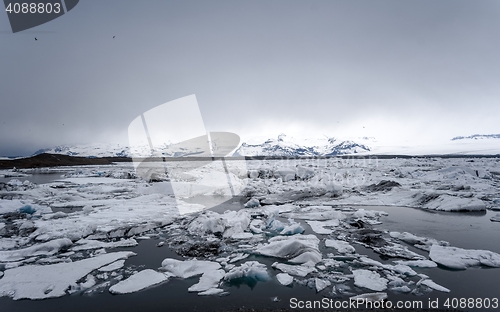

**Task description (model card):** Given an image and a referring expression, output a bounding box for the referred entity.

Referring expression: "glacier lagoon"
[1,157,500,311]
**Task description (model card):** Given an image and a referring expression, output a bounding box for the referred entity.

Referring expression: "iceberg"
[224,261,269,282]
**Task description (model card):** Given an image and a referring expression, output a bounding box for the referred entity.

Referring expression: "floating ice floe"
[306,220,339,234]
[393,259,437,268]
[418,278,450,293]
[350,292,388,302]
[109,269,169,294]
[0,251,135,300]
[282,206,346,221]
[71,238,138,251]
[188,269,225,293]
[255,234,321,264]
[276,273,293,286]
[429,245,500,269]
[390,231,449,251]
[325,239,355,254]
[314,278,331,292]
[272,262,317,277]
[490,213,500,222]
[0,238,72,262]
[98,260,126,272]
[161,259,221,278]
[352,269,388,291]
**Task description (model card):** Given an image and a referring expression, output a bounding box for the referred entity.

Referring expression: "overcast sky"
[1,0,499,156]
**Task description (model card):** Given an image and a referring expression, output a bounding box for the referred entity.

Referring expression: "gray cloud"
[1,0,499,155]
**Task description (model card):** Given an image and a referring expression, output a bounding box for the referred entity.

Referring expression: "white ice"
[429,245,500,269]
[276,273,293,286]
[271,262,317,277]
[161,259,221,278]
[109,269,169,294]
[352,269,388,291]
[0,251,135,300]
[255,234,321,264]
[325,239,355,253]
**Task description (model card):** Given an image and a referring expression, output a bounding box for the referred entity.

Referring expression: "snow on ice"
[109,269,169,294]
[429,245,500,269]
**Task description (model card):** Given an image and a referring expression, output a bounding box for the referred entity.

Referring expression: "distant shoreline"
[0,153,499,169]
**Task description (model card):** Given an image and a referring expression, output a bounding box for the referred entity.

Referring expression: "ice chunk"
[198,288,225,296]
[420,279,450,293]
[244,198,260,208]
[429,245,500,269]
[224,261,269,281]
[325,239,355,254]
[350,292,388,302]
[490,213,500,222]
[276,273,293,286]
[352,269,388,291]
[272,262,317,277]
[231,232,253,239]
[0,238,72,262]
[394,259,437,268]
[390,231,448,251]
[296,166,315,180]
[306,220,339,235]
[98,260,125,272]
[255,234,321,264]
[280,220,304,235]
[109,269,169,294]
[161,259,221,278]
[315,278,331,292]
[283,206,346,221]
[188,269,225,292]
[71,238,138,251]
[221,210,251,238]
[0,251,135,300]
[188,211,227,236]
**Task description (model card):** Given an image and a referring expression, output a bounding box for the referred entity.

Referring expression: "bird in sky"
[34,37,37,41]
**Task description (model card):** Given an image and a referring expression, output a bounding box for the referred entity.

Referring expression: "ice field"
[0,157,500,310]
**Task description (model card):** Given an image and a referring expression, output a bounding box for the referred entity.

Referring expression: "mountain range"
[30,133,500,158]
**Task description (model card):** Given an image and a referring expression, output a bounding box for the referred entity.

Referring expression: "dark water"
[1,204,500,311]
[0,171,65,184]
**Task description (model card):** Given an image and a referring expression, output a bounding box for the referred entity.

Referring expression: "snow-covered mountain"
[451,134,500,141]
[33,143,139,158]
[232,134,371,157]
[30,133,500,158]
